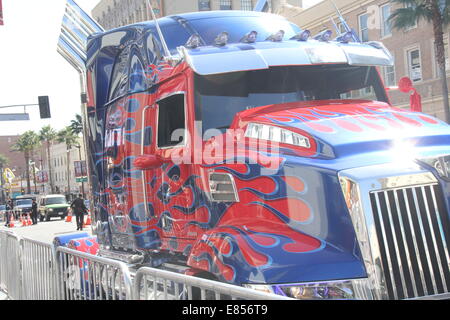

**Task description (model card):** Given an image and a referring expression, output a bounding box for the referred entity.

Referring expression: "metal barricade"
[0,231,22,299]
[55,246,133,300]
[133,267,292,300]
[20,238,59,300]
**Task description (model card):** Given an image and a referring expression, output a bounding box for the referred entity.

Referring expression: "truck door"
[151,87,197,244]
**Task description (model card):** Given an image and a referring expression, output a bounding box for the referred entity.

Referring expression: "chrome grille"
[370,184,450,299]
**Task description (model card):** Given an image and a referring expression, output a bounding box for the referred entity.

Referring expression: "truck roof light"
[291,30,311,41]
[240,31,258,43]
[313,30,332,42]
[336,31,353,43]
[185,34,201,49]
[214,32,229,46]
[266,30,285,42]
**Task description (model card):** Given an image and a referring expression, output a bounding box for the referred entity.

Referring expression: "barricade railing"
[133,267,292,300]
[1,230,290,301]
[55,246,133,300]
[20,238,59,300]
[0,231,22,299]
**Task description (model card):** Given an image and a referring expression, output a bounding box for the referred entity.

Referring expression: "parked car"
[38,194,70,221]
[13,196,36,217]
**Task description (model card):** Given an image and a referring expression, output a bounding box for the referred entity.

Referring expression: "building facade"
[92,0,302,30]
[46,137,86,198]
[280,0,450,121]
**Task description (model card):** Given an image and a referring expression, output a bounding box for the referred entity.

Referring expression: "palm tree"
[70,114,83,136]
[39,125,57,193]
[388,0,450,123]
[11,131,39,194]
[57,127,79,197]
[0,154,9,202]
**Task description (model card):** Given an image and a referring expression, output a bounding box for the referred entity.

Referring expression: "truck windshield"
[194,64,388,135]
[16,199,32,206]
[46,197,67,205]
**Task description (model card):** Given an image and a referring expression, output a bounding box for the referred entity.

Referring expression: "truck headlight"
[245,123,311,148]
[48,208,54,212]
[246,279,372,300]
[419,154,450,181]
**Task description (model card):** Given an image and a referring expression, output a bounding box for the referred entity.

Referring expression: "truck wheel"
[61,215,66,220]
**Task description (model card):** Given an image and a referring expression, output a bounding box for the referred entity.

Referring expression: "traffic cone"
[66,208,72,222]
[84,213,91,226]
[8,212,15,228]
[21,214,26,227]
[26,213,32,226]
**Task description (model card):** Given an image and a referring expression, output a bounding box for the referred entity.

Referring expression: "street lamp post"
[75,144,85,197]
[0,164,5,203]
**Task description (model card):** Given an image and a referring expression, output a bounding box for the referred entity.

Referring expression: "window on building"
[199,0,211,11]
[358,13,369,42]
[380,3,392,38]
[241,0,253,11]
[220,0,232,10]
[383,57,396,87]
[407,48,422,82]
[157,94,186,148]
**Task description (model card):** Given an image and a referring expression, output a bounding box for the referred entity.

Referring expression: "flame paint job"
[82,11,450,286]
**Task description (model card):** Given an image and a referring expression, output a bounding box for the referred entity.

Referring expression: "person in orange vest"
[70,194,88,231]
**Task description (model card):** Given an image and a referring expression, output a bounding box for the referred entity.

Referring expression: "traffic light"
[38,96,51,119]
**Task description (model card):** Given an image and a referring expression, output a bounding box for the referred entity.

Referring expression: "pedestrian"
[70,194,87,231]
[4,200,11,227]
[31,199,38,225]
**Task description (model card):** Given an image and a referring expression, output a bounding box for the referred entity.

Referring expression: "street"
[0,216,93,244]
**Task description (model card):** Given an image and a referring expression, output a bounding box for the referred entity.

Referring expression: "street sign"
[0,113,30,121]
[76,177,87,183]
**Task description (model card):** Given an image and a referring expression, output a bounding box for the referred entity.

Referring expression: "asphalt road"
[0,216,93,244]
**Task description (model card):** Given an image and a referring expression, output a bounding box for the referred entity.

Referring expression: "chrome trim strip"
[373,193,397,299]
[411,187,437,294]
[393,190,418,297]
[383,191,408,298]
[421,186,447,293]
[402,188,428,296]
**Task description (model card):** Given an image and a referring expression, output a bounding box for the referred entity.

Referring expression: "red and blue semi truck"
[59,9,450,300]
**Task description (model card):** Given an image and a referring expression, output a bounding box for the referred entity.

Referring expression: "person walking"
[71,194,87,231]
[31,199,38,225]
[4,200,11,227]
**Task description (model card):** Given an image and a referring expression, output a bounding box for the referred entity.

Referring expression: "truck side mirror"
[133,154,164,170]
[398,76,413,93]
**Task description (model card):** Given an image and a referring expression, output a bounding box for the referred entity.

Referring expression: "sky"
[0,0,100,136]
[0,0,321,137]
